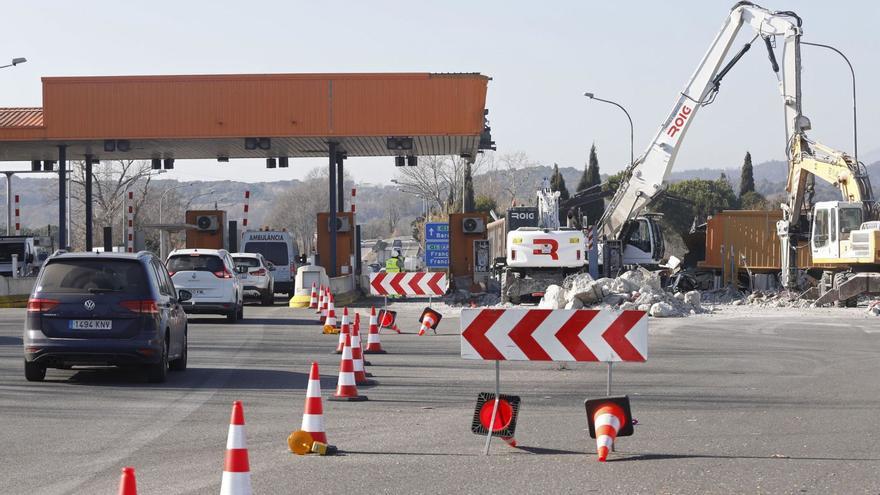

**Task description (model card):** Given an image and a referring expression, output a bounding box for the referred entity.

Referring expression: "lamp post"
[801,41,858,165]
[0,57,26,70]
[584,92,634,167]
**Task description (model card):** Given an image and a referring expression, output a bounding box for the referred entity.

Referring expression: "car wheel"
[226,305,239,323]
[169,331,187,371]
[147,340,169,383]
[261,289,274,306]
[237,304,244,320]
[24,360,46,382]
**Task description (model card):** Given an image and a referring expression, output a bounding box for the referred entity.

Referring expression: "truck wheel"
[24,360,46,382]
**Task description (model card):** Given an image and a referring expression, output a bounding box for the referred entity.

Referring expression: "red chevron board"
[460,309,647,362]
[369,272,448,296]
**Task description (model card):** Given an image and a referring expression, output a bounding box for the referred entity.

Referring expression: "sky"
[1,0,878,187]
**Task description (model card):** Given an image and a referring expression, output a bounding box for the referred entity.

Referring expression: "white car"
[166,248,244,323]
[232,253,275,306]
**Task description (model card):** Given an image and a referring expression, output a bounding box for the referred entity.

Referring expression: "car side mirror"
[178,289,193,302]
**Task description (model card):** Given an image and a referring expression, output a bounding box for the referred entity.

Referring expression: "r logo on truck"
[532,238,559,260]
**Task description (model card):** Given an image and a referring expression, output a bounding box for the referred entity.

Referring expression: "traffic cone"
[323,295,337,333]
[328,332,367,401]
[220,401,252,494]
[351,317,375,385]
[585,396,634,463]
[353,313,371,366]
[117,467,137,495]
[315,285,324,315]
[418,307,442,336]
[301,362,327,443]
[334,308,350,353]
[364,306,386,354]
[308,283,318,310]
[320,288,329,321]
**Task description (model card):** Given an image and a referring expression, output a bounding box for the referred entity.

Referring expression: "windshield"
[0,242,25,262]
[839,208,863,234]
[167,254,225,273]
[242,242,288,265]
[37,259,149,294]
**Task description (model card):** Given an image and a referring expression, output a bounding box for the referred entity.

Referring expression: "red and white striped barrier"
[369,272,447,296]
[242,190,250,229]
[460,309,647,362]
[351,187,356,214]
[586,225,594,250]
[126,191,134,253]
[14,194,20,235]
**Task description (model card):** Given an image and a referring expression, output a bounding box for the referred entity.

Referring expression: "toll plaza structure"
[0,73,493,277]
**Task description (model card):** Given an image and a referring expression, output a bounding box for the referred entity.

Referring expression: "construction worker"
[386,248,403,298]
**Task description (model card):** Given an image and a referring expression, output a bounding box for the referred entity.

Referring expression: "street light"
[584,92,635,167]
[801,41,858,165]
[0,57,26,69]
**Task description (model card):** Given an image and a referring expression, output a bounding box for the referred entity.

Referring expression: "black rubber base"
[356,379,377,387]
[328,395,368,402]
[363,349,387,354]
[363,360,372,366]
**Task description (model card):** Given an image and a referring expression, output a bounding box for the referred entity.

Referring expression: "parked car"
[166,248,243,322]
[240,230,299,297]
[232,253,275,305]
[22,250,190,383]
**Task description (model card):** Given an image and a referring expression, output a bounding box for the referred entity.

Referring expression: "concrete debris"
[868,300,880,316]
[544,269,704,318]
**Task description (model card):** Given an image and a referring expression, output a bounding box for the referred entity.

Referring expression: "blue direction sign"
[425,222,450,242]
[425,222,449,268]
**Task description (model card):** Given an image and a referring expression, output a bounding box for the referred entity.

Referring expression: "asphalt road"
[1,302,879,494]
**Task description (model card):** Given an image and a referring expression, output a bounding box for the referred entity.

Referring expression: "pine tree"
[462,161,475,213]
[740,151,755,197]
[550,163,570,225]
[576,144,604,226]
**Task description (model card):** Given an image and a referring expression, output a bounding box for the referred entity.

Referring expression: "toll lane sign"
[425,222,449,268]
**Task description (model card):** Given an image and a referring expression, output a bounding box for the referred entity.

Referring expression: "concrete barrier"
[329,275,361,306]
[0,276,36,307]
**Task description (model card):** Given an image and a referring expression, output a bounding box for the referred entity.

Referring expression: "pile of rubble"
[868,300,880,316]
[538,268,703,317]
[734,290,812,309]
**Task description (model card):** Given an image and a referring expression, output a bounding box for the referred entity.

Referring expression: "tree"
[474,195,498,216]
[394,154,489,215]
[740,151,755,197]
[462,161,475,213]
[577,143,604,226]
[549,163,570,201]
[740,190,769,210]
[655,178,739,236]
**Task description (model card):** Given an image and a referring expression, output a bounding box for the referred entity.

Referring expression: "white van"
[240,230,299,297]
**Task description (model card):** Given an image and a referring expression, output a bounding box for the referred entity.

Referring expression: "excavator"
[499,1,880,304]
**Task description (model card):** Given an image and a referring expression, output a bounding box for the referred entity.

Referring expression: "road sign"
[425,222,450,268]
[425,222,450,242]
[370,272,448,296]
[460,308,647,362]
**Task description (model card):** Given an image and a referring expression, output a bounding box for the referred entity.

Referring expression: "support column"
[5,172,12,236]
[84,154,94,252]
[58,145,67,250]
[328,142,338,277]
[336,153,344,213]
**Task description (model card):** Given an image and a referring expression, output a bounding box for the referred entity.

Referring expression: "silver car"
[232,253,275,306]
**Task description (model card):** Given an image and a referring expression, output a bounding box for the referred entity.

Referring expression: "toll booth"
[316,212,355,276]
[185,210,227,250]
[449,213,488,286]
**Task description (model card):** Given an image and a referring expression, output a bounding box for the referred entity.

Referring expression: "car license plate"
[70,320,112,330]
[239,274,247,279]
[191,289,205,295]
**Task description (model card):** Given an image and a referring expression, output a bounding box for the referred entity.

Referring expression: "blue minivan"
[23,251,190,383]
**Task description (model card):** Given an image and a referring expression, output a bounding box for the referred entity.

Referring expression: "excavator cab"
[810,201,879,264]
[620,216,665,267]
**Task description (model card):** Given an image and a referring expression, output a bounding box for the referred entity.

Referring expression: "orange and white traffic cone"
[220,401,252,494]
[334,308,350,353]
[117,467,137,495]
[351,317,375,385]
[301,362,327,444]
[328,333,367,401]
[320,288,329,320]
[315,285,324,315]
[323,295,337,333]
[418,308,442,336]
[353,313,371,366]
[308,283,318,310]
[364,306,386,354]
[593,402,625,462]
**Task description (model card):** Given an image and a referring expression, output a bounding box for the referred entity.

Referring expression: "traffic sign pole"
[483,360,501,456]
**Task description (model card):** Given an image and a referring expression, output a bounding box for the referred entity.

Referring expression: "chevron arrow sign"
[460,309,647,362]
[369,272,448,297]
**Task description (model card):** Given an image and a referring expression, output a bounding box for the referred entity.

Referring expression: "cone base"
[363,360,372,366]
[328,395,368,402]
[332,349,342,355]
[355,378,377,386]
[363,349,387,354]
